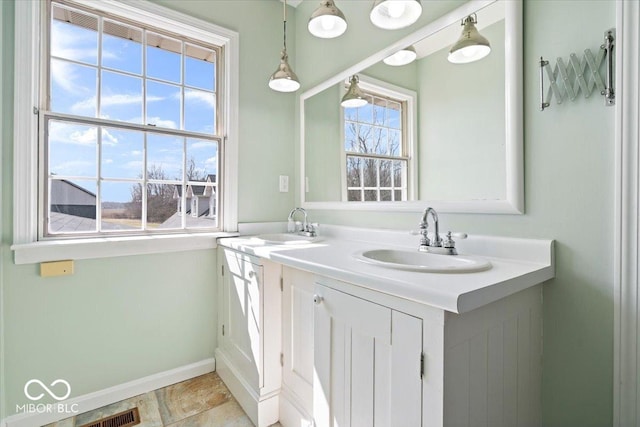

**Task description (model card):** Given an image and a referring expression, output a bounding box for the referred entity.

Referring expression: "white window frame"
[11,0,239,264]
[339,75,418,202]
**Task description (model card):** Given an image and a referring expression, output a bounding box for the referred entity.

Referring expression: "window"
[44,0,222,236]
[12,0,239,263]
[342,79,415,202]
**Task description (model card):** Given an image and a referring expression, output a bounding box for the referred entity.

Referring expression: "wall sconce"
[383,45,417,66]
[341,75,368,108]
[269,0,300,92]
[448,14,491,64]
[308,0,347,39]
[370,0,422,30]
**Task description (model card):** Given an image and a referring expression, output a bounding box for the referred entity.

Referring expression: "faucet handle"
[442,231,467,248]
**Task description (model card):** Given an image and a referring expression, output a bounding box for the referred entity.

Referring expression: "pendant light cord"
[283,0,288,51]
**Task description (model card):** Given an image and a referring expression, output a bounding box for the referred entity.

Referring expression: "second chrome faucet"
[288,207,318,237]
[418,207,466,255]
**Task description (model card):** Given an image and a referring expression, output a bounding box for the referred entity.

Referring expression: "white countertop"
[219,229,554,314]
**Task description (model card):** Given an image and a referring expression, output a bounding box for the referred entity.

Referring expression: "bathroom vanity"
[214,227,554,427]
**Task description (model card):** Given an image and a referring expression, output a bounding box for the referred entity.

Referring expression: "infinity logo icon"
[24,379,71,401]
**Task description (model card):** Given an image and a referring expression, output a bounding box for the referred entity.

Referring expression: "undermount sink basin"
[253,233,321,245]
[355,249,491,273]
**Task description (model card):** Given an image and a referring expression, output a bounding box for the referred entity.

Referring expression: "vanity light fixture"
[308,0,347,39]
[370,0,422,30]
[269,0,300,92]
[341,75,368,108]
[383,45,417,66]
[448,14,491,64]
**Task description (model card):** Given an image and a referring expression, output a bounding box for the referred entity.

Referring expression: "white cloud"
[101,128,119,146]
[205,156,217,167]
[49,123,120,147]
[72,94,163,115]
[184,90,215,108]
[51,60,91,97]
[104,159,114,164]
[70,128,97,145]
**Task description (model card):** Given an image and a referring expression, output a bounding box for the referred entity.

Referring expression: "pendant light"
[308,0,347,39]
[370,0,422,30]
[269,0,300,92]
[341,75,368,108]
[383,45,417,66]
[448,14,491,64]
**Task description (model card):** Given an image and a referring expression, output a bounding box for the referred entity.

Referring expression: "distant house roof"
[173,174,216,198]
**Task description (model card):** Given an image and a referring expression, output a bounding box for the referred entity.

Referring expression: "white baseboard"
[279,386,313,427]
[215,349,279,427]
[2,358,215,427]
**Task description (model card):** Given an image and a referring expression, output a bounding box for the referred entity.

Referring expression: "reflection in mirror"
[301,0,523,214]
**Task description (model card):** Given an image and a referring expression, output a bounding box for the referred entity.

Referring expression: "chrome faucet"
[419,207,442,249]
[288,207,317,237]
[418,207,464,255]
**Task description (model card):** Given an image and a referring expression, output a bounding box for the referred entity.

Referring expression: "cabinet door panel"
[282,267,315,411]
[315,284,408,427]
[292,280,314,383]
[222,249,262,387]
[391,310,423,426]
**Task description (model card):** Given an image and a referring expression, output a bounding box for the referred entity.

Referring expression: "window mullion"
[97,15,103,120]
[182,137,187,230]
[142,28,147,126]
[142,132,148,230]
[96,16,103,232]
[96,125,102,232]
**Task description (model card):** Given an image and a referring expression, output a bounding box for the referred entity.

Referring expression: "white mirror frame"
[299,0,523,214]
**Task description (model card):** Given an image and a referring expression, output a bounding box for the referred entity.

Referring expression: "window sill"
[11,232,240,265]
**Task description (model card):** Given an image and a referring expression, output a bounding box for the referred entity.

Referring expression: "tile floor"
[45,372,281,427]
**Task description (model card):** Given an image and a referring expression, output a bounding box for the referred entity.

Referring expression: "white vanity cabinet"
[280,267,543,427]
[217,233,551,427]
[215,247,282,427]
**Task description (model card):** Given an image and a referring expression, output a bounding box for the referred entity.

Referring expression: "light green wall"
[295,1,615,426]
[418,21,505,200]
[0,0,296,418]
[305,84,342,201]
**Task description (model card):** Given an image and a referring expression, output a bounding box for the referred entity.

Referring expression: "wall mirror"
[300,0,523,214]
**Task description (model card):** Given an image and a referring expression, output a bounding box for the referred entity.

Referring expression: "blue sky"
[49,9,218,203]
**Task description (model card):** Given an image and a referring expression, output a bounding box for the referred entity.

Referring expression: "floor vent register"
[78,407,141,427]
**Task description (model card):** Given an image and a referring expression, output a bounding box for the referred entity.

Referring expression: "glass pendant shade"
[308,0,347,39]
[448,15,491,64]
[341,75,368,108]
[370,0,422,30]
[269,50,300,92]
[383,45,417,66]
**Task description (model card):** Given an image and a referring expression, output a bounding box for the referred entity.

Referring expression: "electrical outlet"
[279,175,289,192]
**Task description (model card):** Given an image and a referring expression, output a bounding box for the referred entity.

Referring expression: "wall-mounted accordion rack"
[539,28,615,111]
